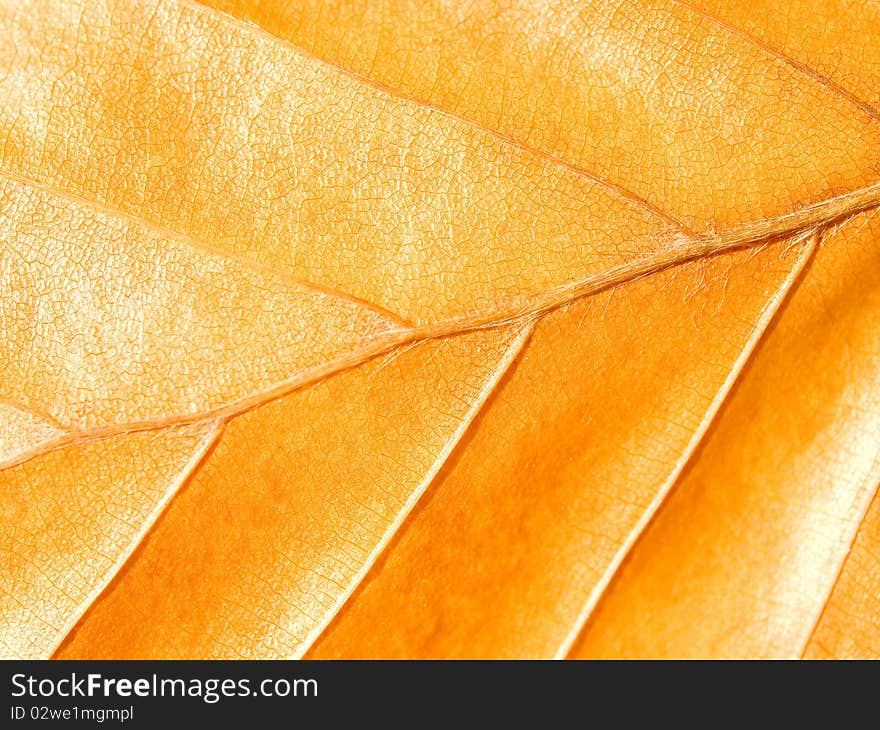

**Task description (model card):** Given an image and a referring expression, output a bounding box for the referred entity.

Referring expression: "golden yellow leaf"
[1,0,878,659]
[569,211,880,659]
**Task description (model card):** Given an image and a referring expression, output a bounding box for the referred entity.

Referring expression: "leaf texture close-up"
[1,0,879,660]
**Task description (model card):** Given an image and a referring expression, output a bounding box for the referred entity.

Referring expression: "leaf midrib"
[4,165,880,471]
[5,0,880,465]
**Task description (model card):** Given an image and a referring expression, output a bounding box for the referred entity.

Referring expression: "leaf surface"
[307,240,813,659]
[1,0,879,659]
[1,424,218,658]
[569,212,880,658]
[805,485,880,659]
[56,328,527,659]
[204,0,880,230]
